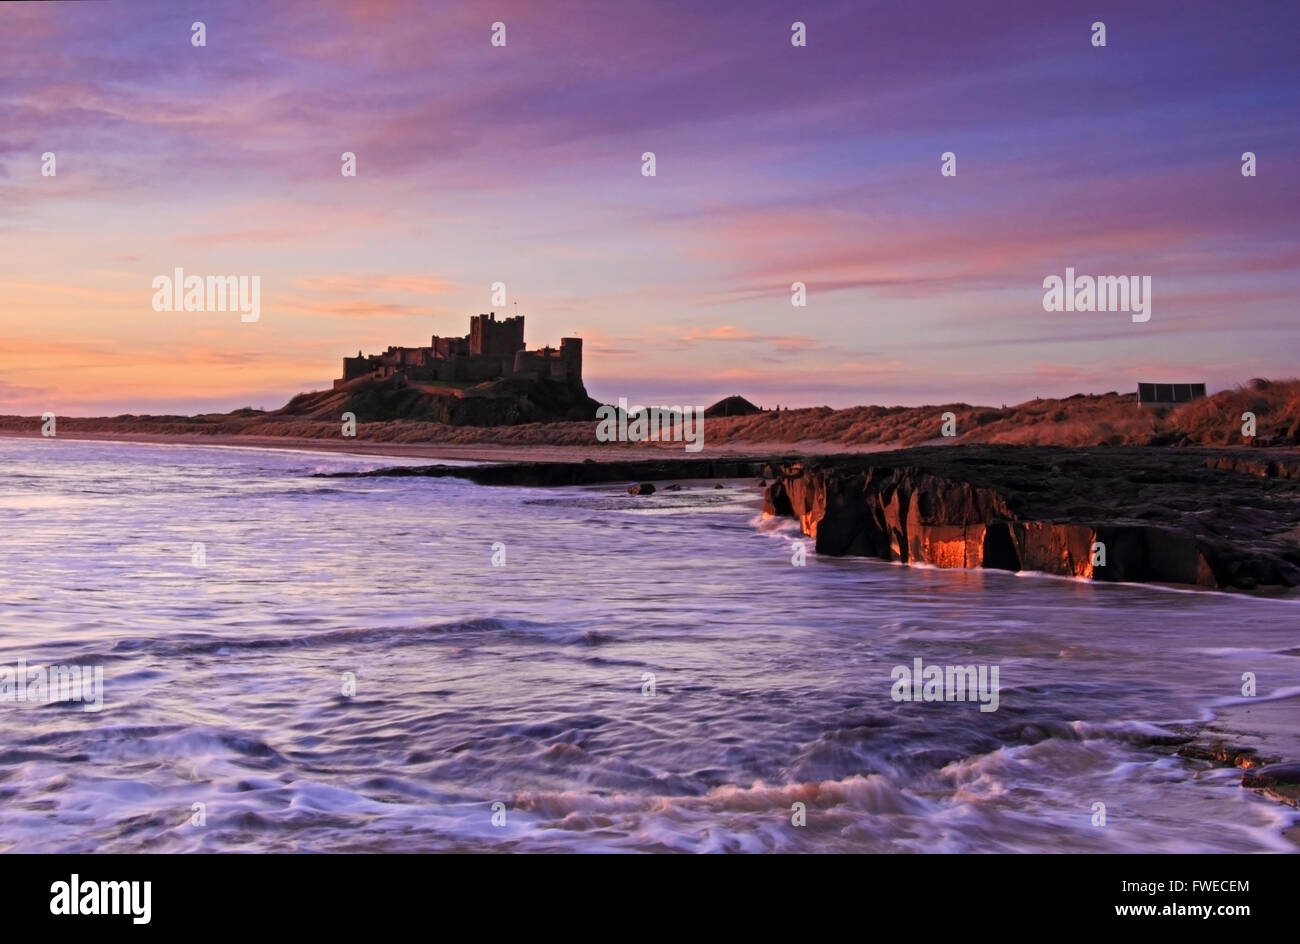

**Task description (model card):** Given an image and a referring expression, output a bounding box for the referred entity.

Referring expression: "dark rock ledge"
[761,446,1300,591]
[319,457,782,488]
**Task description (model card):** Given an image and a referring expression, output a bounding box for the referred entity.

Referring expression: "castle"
[334,313,582,389]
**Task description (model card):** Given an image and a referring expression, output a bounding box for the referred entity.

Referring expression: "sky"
[1,0,1297,415]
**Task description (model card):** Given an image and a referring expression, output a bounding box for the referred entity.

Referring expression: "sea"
[0,437,1296,853]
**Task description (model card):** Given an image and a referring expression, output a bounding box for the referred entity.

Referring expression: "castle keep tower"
[469,312,525,357]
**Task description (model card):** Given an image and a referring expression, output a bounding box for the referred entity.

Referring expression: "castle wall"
[451,353,513,382]
[431,336,467,359]
[341,355,374,381]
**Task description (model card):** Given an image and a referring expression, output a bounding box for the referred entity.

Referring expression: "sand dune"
[2,379,1296,460]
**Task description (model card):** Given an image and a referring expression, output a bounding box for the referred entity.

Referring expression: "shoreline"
[0,430,809,464]
[1181,692,1300,842]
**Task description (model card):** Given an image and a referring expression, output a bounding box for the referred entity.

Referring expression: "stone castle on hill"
[334,312,582,389]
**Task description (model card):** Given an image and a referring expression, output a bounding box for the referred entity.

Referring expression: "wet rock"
[1242,763,1300,808]
[326,457,775,487]
[761,445,1300,591]
[1177,743,1274,768]
[762,476,793,517]
[628,482,655,496]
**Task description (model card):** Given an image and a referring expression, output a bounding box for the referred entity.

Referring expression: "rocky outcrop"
[1203,454,1300,480]
[763,446,1300,591]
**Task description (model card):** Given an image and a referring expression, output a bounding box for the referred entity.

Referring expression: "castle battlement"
[335,313,582,389]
